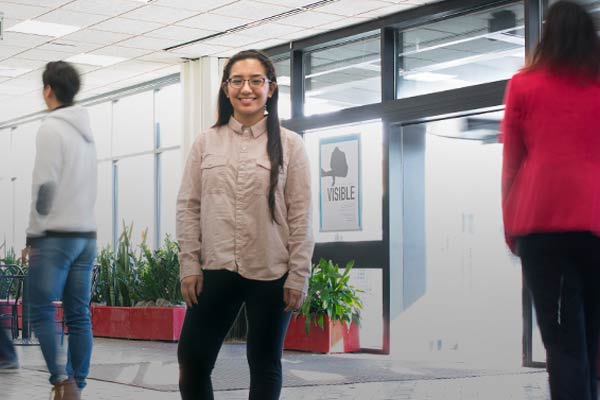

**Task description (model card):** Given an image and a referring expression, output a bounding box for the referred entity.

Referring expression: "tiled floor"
[0,337,570,400]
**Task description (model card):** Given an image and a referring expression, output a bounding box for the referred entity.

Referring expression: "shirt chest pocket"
[255,157,286,196]
[201,154,228,194]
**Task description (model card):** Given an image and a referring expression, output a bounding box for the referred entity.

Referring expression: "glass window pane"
[305,33,381,116]
[156,84,182,148]
[88,102,112,159]
[273,57,291,120]
[12,122,39,253]
[391,111,522,366]
[112,91,154,156]
[96,161,113,249]
[397,2,524,99]
[303,120,383,242]
[160,149,182,242]
[117,155,154,249]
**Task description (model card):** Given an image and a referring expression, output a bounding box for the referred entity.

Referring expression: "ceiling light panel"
[62,0,142,16]
[92,17,162,35]
[7,20,80,37]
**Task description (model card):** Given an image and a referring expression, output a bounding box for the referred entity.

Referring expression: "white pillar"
[181,56,222,158]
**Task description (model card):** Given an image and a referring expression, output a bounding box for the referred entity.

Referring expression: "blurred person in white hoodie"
[26,61,97,400]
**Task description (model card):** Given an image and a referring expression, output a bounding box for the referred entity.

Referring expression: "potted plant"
[91,223,186,341]
[284,258,363,353]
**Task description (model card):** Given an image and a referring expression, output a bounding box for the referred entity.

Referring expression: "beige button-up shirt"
[176,116,314,293]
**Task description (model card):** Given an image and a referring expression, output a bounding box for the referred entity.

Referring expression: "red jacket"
[501,68,600,252]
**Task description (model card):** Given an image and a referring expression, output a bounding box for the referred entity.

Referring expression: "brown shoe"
[50,379,81,400]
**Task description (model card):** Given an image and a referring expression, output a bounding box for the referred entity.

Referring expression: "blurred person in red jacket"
[501,1,600,399]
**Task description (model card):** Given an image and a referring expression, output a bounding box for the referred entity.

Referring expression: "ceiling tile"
[177,13,252,31]
[2,18,24,30]
[0,78,43,95]
[92,18,163,35]
[146,26,219,42]
[2,0,72,6]
[169,42,233,58]
[62,0,142,17]
[211,1,293,20]
[36,10,109,27]
[116,36,176,51]
[279,27,328,41]
[315,16,369,31]
[152,0,238,12]
[37,40,101,54]
[60,29,133,46]
[240,23,304,39]
[316,0,392,16]
[0,45,28,59]
[17,48,74,62]
[246,38,290,51]
[0,32,54,48]
[0,58,48,71]
[120,5,199,24]
[358,3,415,18]
[91,45,154,59]
[255,0,323,7]
[137,51,185,64]
[0,2,50,20]
[276,11,343,28]
[204,33,265,48]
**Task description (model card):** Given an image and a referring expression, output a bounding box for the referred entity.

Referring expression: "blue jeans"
[28,236,96,389]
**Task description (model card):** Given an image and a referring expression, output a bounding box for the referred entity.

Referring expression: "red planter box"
[91,305,186,341]
[284,315,360,353]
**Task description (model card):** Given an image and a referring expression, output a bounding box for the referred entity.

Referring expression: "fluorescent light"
[66,53,127,67]
[0,66,33,78]
[7,20,80,38]
[403,72,456,82]
[277,76,290,86]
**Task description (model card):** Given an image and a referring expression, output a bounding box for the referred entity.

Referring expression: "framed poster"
[319,134,362,232]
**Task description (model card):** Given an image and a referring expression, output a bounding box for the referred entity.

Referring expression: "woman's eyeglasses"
[226,77,271,89]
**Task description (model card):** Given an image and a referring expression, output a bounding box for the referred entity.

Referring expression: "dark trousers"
[178,270,292,400]
[0,327,16,362]
[519,232,600,400]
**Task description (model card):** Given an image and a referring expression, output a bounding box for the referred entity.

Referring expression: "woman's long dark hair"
[214,50,282,223]
[527,1,600,78]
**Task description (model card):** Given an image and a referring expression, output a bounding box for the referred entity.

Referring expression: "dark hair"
[214,49,282,223]
[42,61,81,105]
[527,1,600,78]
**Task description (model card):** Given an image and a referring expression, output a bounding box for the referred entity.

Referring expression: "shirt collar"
[228,116,267,138]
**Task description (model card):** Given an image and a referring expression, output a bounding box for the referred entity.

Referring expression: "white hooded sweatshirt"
[26,105,97,238]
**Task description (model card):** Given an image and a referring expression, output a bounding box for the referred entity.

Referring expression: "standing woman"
[501,2,600,399]
[176,49,314,400]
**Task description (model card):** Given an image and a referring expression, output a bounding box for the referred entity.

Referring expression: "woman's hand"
[181,275,203,308]
[284,288,305,312]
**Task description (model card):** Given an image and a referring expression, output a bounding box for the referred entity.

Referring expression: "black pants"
[519,232,600,400]
[0,327,16,362]
[178,270,292,400]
